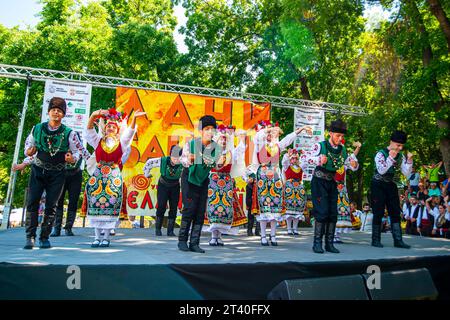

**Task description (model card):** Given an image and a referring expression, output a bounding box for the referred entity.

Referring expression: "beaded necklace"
[326,140,345,170]
[44,131,66,157]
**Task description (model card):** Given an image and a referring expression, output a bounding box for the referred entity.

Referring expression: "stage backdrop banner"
[293,108,325,181]
[116,88,271,216]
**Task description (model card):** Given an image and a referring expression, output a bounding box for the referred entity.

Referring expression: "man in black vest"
[370,130,413,248]
[244,170,260,236]
[51,131,90,237]
[143,145,183,237]
[22,97,83,249]
[404,194,420,235]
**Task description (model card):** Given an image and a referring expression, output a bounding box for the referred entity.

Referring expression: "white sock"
[293,218,299,232]
[260,221,267,238]
[270,220,277,238]
[94,228,101,240]
[102,229,111,240]
[286,218,293,231]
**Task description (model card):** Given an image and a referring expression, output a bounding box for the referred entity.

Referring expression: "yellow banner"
[116,88,271,216]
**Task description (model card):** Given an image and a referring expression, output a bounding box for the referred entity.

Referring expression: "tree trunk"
[426,0,450,52]
[300,76,312,100]
[405,0,450,178]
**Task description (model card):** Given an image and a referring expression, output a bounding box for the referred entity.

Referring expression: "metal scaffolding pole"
[0,64,366,116]
[0,75,32,230]
[0,63,366,229]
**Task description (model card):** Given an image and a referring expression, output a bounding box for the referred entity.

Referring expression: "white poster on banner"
[41,80,92,146]
[293,108,325,181]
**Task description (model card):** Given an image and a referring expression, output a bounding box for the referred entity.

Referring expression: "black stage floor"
[1,227,449,299]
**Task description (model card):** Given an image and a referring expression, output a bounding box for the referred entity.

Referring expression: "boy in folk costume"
[281,149,306,236]
[370,130,413,248]
[244,167,260,236]
[84,108,146,248]
[251,120,312,246]
[334,141,361,243]
[300,120,358,254]
[143,145,183,237]
[204,125,248,246]
[22,97,86,249]
[178,115,223,253]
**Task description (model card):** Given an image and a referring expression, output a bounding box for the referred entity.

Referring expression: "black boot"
[324,222,340,253]
[25,211,38,242]
[155,216,163,236]
[371,224,383,248]
[64,228,75,236]
[255,221,261,236]
[167,218,176,237]
[312,221,325,254]
[178,218,192,252]
[24,238,35,250]
[39,214,55,248]
[392,222,411,249]
[189,224,205,253]
[247,215,254,236]
[50,227,61,237]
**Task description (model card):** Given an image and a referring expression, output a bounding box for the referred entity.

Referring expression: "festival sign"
[293,108,325,181]
[116,88,271,216]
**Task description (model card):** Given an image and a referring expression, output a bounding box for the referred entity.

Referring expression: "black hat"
[329,119,347,134]
[48,97,67,115]
[390,130,407,144]
[198,115,217,130]
[169,145,183,158]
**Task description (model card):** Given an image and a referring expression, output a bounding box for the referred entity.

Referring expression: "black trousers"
[54,169,82,230]
[179,168,209,240]
[26,165,66,240]
[156,178,180,219]
[311,176,338,223]
[370,180,401,226]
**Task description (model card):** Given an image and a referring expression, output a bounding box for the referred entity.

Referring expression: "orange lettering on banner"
[243,102,271,130]
[141,191,154,209]
[162,95,194,130]
[128,191,138,209]
[141,136,164,162]
[205,100,232,125]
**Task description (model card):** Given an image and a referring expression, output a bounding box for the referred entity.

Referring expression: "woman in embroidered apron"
[251,121,312,246]
[205,125,247,246]
[334,141,361,243]
[281,149,306,236]
[84,108,146,248]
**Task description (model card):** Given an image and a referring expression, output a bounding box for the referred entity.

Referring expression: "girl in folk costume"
[281,148,306,236]
[334,141,361,243]
[205,125,248,246]
[84,108,146,248]
[251,120,312,246]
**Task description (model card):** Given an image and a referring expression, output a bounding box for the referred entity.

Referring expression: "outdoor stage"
[1,227,450,300]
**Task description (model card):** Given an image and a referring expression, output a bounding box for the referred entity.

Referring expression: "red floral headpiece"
[217,124,236,132]
[105,108,127,127]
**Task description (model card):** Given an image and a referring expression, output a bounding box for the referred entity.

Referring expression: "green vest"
[375,148,403,181]
[160,156,183,180]
[33,122,72,164]
[318,140,348,172]
[188,138,221,187]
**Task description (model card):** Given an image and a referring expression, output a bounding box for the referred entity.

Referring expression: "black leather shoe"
[39,239,51,249]
[189,244,205,253]
[270,235,278,246]
[50,228,61,237]
[260,236,269,246]
[24,238,35,250]
[155,229,162,236]
[64,229,74,236]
